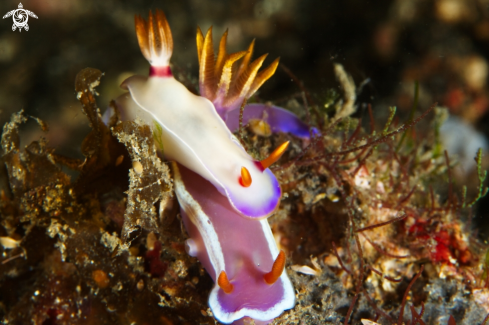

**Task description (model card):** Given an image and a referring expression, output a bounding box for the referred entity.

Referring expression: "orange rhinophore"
[260,141,290,170]
[218,271,234,294]
[264,250,286,285]
[240,166,252,187]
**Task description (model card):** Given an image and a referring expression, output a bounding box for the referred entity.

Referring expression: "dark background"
[1,0,489,237]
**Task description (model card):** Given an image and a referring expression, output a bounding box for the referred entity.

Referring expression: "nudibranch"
[110,10,282,219]
[106,9,301,324]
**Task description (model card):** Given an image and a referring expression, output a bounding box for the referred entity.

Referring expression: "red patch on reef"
[145,240,167,277]
[408,219,430,240]
[432,242,451,262]
[408,221,473,265]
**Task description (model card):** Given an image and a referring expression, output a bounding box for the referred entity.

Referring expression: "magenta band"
[149,66,172,77]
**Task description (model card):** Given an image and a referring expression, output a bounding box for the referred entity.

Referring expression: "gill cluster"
[196,27,280,113]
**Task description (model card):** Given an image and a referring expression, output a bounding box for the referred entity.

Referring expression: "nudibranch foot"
[117,10,282,219]
[173,162,295,324]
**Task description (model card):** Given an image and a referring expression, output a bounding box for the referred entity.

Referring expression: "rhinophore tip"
[260,141,290,170]
[264,250,286,285]
[218,271,234,294]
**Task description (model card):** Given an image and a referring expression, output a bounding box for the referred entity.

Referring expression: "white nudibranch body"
[112,10,281,219]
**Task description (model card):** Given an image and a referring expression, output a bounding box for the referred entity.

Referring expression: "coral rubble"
[0,62,488,325]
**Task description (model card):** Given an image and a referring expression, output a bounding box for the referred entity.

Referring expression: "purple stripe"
[225,103,319,139]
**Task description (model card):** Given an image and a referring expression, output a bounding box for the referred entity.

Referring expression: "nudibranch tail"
[196,28,280,116]
[260,141,290,170]
[263,250,286,285]
[218,271,234,294]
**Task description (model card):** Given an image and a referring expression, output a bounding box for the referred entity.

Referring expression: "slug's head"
[135,10,173,77]
[196,27,280,116]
